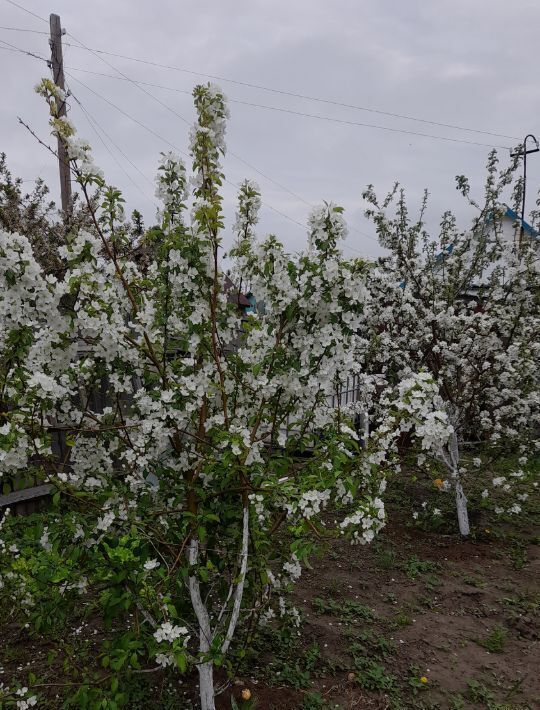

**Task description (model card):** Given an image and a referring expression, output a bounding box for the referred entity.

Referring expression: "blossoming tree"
[0,79,447,709]
[360,155,540,535]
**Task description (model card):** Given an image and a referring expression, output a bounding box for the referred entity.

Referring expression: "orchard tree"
[361,154,540,536]
[0,79,448,709]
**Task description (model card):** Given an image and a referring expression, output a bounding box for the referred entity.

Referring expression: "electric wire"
[61,42,518,142]
[66,74,340,248]
[0,36,47,62]
[68,87,158,209]
[2,1,520,140]
[4,0,47,24]
[1,34,514,151]
[59,36,378,248]
[58,65,512,150]
[61,30,362,233]
[0,24,48,34]
[1,16,379,255]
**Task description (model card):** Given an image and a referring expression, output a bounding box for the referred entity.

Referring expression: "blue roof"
[397,207,537,291]
[503,206,539,238]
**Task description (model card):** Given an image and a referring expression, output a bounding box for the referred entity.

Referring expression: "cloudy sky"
[2,0,539,259]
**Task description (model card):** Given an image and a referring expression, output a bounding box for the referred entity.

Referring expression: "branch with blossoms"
[0,79,421,710]
[361,159,539,535]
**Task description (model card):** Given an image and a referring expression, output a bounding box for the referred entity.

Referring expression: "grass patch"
[312,597,375,623]
[402,554,440,580]
[353,656,396,692]
[476,626,507,653]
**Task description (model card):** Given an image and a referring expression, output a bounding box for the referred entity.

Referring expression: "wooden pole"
[49,13,72,215]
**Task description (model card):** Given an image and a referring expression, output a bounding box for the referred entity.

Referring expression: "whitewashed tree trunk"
[447,430,470,536]
[221,506,249,654]
[197,661,216,710]
[188,508,250,709]
[454,477,470,537]
[188,540,216,710]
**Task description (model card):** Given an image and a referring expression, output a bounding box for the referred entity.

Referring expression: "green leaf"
[175,652,187,673]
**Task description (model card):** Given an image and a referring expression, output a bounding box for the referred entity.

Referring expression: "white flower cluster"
[282,554,302,582]
[340,496,386,544]
[286,489,331,520]
[308,202,348,253]
[66,137,104,182]
[143,558,160,571]
[153,622,189,644]
[155,151,187,228]
[391,373,454,454]
[15,688,37,709]
[155,652,175,668]
[233,179,261,243]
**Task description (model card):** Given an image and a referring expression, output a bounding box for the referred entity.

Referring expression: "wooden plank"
[0,484,54,508]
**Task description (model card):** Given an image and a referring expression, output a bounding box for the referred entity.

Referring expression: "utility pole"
[511,134,539,249]
[49,13,72,215]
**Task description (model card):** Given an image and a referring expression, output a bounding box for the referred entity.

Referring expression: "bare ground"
[221,520,539,709]
[1,516,538,709]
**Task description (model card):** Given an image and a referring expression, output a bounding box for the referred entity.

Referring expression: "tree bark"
[189,539,216,710]
[454,478,470,537]
[197,661,216,710]
[447,430,470,536]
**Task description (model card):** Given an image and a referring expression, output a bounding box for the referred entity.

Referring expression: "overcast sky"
[2,0,539,260]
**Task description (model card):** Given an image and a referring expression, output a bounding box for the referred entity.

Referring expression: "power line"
[60,42,519,142]
[2,0,519,143]
[68,87,158,209]
[0,24,48,34]
[65,30,192,129]
[1,16,377,253]
[66,72,378,249]
[60,34,378,247]
[66,73,187,153]
[0,32,513,219]
[59,66,317,206]
[2,40,377,246]
[69,86,157,189]
[0,36,47,62]
[65,74,328,242]
[3,0,47,24]
[59,64,511,150]
[41,31,315,220]
[221,99,512,150]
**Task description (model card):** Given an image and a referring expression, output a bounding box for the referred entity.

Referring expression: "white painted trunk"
[197,661,216,710]
[446,430,470,537]
[221,506,250,654]
[188,507,250,708]
[454,478,470,537]
[189,539,216,710]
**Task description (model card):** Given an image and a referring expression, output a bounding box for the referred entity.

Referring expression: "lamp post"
[511,134,539,249]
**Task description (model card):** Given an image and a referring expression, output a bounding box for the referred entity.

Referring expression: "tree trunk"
[447,430,470,537]
[189,539,216,709]
[198,661,216,710]
[454,478,470,536]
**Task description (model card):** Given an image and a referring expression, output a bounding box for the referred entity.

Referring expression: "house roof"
[223,275,251,307]
[502,206,539,238]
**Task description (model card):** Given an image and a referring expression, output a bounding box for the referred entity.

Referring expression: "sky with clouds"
[1,0,539,260]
